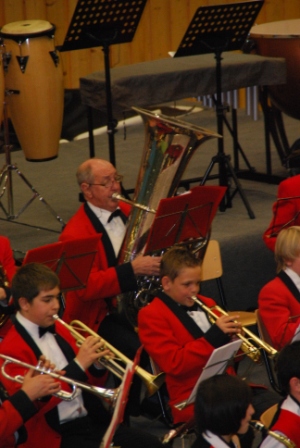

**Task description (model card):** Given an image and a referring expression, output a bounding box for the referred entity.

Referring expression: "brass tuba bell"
[117,107,220,325]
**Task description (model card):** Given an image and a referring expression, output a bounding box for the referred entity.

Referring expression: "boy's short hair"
[275,226,300,273]
[12,262,60,310]
[194,374,252,436]
[275,341,300,394]
[160,246,201,281]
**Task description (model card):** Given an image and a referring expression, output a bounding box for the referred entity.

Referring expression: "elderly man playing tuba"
[59,158,161,416]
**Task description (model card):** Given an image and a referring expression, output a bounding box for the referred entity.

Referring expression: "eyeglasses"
[88,174,123,189]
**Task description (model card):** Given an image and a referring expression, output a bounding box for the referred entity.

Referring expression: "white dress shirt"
[284,267,300,292]
[16,312,87,424]
[87,202,126,257]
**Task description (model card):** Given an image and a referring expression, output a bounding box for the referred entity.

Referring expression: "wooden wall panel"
[0,0,299,88]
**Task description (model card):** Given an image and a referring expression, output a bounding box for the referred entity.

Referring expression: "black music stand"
[175,1,263,219]
[59,0,147,166]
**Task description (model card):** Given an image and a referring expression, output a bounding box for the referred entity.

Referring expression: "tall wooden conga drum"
[250,19,300,120]
[0,20,64,161]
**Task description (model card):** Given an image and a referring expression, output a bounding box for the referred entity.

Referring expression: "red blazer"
[0,319,107,448]
[258,272,300,350]
[59,202,137,331]
[0,236,16,282]
[270,409,300,447]
[263,175,300,251]
[0,236,17,338]
[138,292,233,424]
[0,391,37,448]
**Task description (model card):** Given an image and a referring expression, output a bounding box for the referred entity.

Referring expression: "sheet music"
[292,324,300,342]
[176,339,242,410]
[100,361,134,448]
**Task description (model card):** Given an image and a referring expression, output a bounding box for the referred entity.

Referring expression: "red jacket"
[138,292,233,424]
[263,175,300,252]
[261,396,300,448]
[0,390,36,448]
[258,271,300,350]
[59,202,137,331]
[0,235,17,338]
[0,319,107,448]
[0,236,16,282]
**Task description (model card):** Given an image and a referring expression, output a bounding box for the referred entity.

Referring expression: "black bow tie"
[181,303,199,312]
[107,209,127,225]
[39,324,56,338]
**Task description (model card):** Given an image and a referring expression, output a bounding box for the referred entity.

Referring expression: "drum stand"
[0,92,65,231]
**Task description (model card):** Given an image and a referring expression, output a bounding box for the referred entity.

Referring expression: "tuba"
[118,107,220,324]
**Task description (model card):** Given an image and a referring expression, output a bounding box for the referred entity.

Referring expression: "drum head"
[250,19,300,38]
[0,20,54,38]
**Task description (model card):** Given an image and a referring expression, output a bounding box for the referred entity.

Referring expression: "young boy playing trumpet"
[138,247,279,441]
[0,262,166,448]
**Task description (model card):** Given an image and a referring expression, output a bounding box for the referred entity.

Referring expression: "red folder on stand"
[22,235,99,292]
[145,185,226,254]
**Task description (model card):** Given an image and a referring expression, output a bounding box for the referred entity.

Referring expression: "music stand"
[174,1,263,219]
[23,236,99,309]
[145,185,226,254]
[100,346,143,448]
[59,0,147,166]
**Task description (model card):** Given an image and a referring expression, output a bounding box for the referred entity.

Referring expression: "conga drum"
[0,20,64,161]
[250,19,300,120]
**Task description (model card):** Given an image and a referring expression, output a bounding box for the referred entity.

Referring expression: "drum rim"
[0,22,55,41]
[250,18,300,39]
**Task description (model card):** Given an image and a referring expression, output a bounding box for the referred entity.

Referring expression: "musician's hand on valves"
[21,368,61,401]
[131,255,162,276]
[76,335,112,370]
[215,314,242,335]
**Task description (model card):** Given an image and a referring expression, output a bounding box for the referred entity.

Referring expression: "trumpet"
[53,315,165,397]
[250,421,296,448]
[190,296,278,363]
[0,354,119,407]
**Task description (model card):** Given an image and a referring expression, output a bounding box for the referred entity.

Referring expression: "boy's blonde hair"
[275,226,300,273]
[160,246,201,281]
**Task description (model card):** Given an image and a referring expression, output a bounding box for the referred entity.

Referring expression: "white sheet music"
[176,339,242,410]
[292,323,300,342]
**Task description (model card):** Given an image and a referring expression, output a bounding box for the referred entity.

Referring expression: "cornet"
[53,314,165,397]
[190,296,278,363]
[250,421,296,448]
[0,354,119,407]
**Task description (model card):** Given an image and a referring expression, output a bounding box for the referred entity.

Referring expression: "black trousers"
[60,416,164,448]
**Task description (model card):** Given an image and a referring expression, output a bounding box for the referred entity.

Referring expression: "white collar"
[16,312,40,340]
[284,267,300,291]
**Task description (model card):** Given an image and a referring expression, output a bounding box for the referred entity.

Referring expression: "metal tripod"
[0,92,65,231]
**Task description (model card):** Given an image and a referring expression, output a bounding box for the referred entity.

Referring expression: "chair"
[260,403,278,428]
[201,240,256,327]
[201,239,227,309]
[255,309,281,394]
